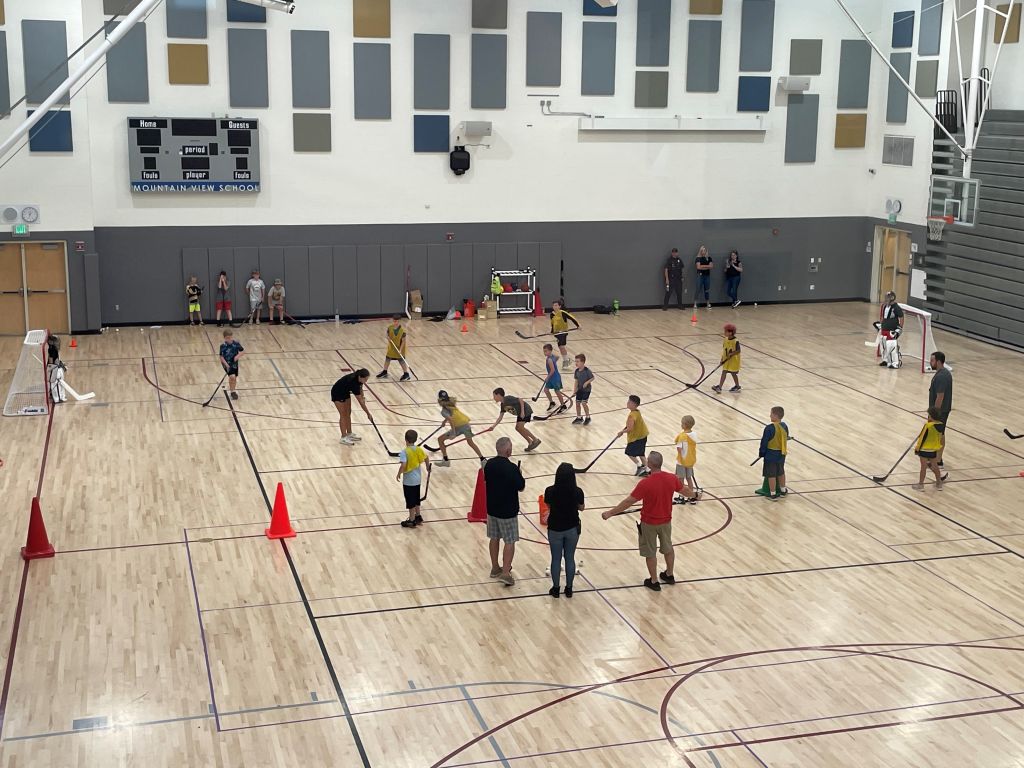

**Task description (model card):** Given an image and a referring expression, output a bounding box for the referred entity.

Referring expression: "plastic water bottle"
[612,299,620,315]
[334,313,339,323]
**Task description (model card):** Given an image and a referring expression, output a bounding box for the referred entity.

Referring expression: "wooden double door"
[0,241,70,335]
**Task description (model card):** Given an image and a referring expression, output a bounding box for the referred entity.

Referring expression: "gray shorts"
[443,424,473,440]
[675,465,695,483]
[486,515,519,544]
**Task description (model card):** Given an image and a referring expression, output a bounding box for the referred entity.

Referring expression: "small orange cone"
[265,482,296,539]
[538,494,549,526]
[467,469,488,522]
[69,338,77,348]
[21,497,55,560]
[454,310,462,319]
[690,310,698,326]
[532,290,544,317]
[460,322,469,333]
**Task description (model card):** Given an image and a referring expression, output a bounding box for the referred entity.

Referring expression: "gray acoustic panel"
[293,113,332,152]
[739,0,775,72]
[886,52,912,123]
[789,39,822,75]
[105,22,149,103]
[0,33,10,117]
[495,242,516,271]
[687,20,722,93]
[233,247,259,310]
[784,93,819,163]
[915,59,939,98]
[517,241,539,271]
[471,34,507,109]
[581,22,616,96]
[284,246,309,316]
[472,243,495,296]
[450,243,474,308]
[635,70,668,107]
[537,242,561,305]
[882,135,914,166]
[291,30,330,109]
[354,43,391,118]
[526,12,562,87]
[84,251,102,331]
[837,39,871,109]
[426,244,451,313]
[259,247,285,296]
[333,246,358,315]
[472,0,507,30]
[104,0,142,12]
[307,246,333,316]
[919,0,943,55]
[404,244,428,310]
[22,21,69,105]
[356,245,382,314]
[381,245,405,313]
[414,34,450,110]
[181,248,209,314]
[228,29,268,108]
[636,0,671,67]
[166,0,207,39]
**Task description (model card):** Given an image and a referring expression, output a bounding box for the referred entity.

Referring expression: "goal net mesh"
[878,304,939,373]
[3,330,49,416]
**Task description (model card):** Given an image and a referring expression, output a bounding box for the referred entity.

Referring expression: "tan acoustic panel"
[353,0,390,38]
[995,4,1021,43]
[0,0,5,26]
[835,113,867,148]
[689,0,722,14]
[167,43,209,85]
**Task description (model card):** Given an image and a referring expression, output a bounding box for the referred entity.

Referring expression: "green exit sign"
[12,224,28,237]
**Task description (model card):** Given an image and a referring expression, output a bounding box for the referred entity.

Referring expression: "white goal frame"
[3,329,49,417]
[876,304,940,374]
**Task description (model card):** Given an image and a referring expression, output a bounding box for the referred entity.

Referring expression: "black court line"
[147,334,165,422]
[224,391,372,767]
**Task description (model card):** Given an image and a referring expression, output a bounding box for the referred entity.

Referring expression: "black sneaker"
[639,468,651,477]
[879,361,889,367]
[399,373,411,382]
[400,519,417,528]
[659,571,676,585]
[711,385,722,393]
[564,586,573,598]
[729,385,742,392]
[644,578,661,592]
[547,401,557,411]
[414,514,423,525]
[230,391,239,400]
[572,417,584,425]
[634,466,644,477]
[548,586,560,599]
[583,417,591,425]
[376,370,388,378]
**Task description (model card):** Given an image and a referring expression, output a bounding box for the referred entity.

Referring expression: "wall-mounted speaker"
[450,146,470,176]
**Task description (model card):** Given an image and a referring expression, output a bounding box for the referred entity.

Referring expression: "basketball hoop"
[927,215,953,241]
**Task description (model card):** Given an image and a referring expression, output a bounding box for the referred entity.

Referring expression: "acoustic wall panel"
[0,1,4,25]
[333,246,357,315]
[915,59,939,98]
[258,247,284,294]
[353,0,390,38]
[284,246,310,316]
[581,21,616,96]
[886,52,912,123]
[526,12,561,87]
[636,0,671,66]
[291,31,330,108]
[227,0,265,23]
[687,20,721,93]
[22,21,69,105]
[919,0,943,55]
[583,0,617,16]
[784,93,819,163]
[167,43,208,84]
[450,244,474,309]
[413,115,450,152]
[232,247,259,310]
[739,0,775,72]
[381,245,405,312]
[228,29,268,108]
[471,34,507,109]
[892,11,915,48]
[995,4,1021,43]
[27,110,73,152]
[0,33,10,117]
[834,113,867,148]
[737,75,771,111]
[104,0,142,12]
[635,70,668,108]
[789,39,822,75]
[473,0,508,28]
[690,0,723,13]
[356,245,382,314]
[426,244,451,313]
[354,43,391,118]
[837,39,871,109]
[106,22,149,103]
[166,0,207,39]
[307,246,333,316]
[293,113,331,151]
[414,34,450,110]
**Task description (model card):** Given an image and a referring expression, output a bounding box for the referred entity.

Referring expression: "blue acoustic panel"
[584,0,617,16]
[886,52,912,122]
[737,75,771,111]
[228,28,268,108]
[837,39,871,109]
[581,21,616,96]
[919,0,942,55]
[292,30,331,108]
[784,93,818,163]
[414,115,450,152]
[354,42,391,118]
[0,33,10,117]
[526,12,561,87]
[22,20,69,105]
[414,34,450,110]
[636,0,671,66]
[227,0,265,22]
[27,110,73,152]
[739,0,775,72]
[687,20,721,93]
[166,0,207,39]
[892,10,915,48]
[105,21,149,103]
[471,34,507,109]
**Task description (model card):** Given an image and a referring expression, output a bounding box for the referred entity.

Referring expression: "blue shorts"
[625,438,648,457]
[576,389,591,402]
[546,376,563,391]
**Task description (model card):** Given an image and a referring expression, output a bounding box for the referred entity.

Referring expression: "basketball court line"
[183,528,221,731]
[147,335,165,422]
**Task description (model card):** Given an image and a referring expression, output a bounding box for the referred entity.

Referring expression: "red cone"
[538,494,549,526]
[21,497,55,560]
[467,469,488,523]
[533,290,544,317]
[266,482,296,539]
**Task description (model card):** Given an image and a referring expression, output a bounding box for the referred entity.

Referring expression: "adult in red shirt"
[602,452,688,591]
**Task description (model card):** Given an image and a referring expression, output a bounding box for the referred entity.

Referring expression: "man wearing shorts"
[492,388,541,451]
[331,368,372,446]
[928,351,953,468]
[484,437,526,586]
[602,452,686,591]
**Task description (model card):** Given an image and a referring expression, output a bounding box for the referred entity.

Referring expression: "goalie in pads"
[873,291,904,369]
[46,335,68,404]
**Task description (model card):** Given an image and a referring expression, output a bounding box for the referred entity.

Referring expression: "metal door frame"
[0,240,71,334]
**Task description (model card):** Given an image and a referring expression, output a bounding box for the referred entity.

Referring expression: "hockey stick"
[530,380,547,403]
[419,466,432,503]
[371,420,401,458]
[416,423,444,447]
[283,311,307,328]
[871,438,916,483]
[749,457,761,466]
[1004,428,1024,440]
[573,433,620,474]
[62,382,96,401]
[386,336,416,379]
[534,395,574,421]
[202,372,229,407]
[689,361,724,389]
[514,328,578,341]
[423,425,494,453]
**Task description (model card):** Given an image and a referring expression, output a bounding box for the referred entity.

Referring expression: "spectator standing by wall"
[725,250,743,308]
[695,246,713,308]
[663,248,685,310]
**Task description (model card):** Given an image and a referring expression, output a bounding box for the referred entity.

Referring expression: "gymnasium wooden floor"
[0,301,1023,768]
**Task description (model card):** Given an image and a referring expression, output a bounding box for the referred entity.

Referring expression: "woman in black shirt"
[544,462,585,598]
[725,250,743,308]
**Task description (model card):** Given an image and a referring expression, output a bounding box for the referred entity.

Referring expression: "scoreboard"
[127,117,261,193]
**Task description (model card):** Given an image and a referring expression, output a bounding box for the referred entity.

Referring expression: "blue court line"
[269,358,293,395]
[458,685,511,768]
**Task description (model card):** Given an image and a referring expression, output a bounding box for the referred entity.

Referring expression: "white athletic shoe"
[348,433,362,441]
[340,436,356,445]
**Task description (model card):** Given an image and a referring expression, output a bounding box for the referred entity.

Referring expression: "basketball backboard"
[928,175,980,226]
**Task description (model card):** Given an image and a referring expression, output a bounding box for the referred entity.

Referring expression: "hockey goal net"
[3,329,49,416]
[876,304,940,373]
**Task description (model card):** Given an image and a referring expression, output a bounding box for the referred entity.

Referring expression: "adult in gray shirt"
[928,351,952,467]
[491,388,541,452]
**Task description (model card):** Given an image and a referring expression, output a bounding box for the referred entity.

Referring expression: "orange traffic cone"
[467,469,488,522]
[532,290,544,317]
[265,482,296,539]
[21,497,55,560]
[460,322,469,333]
[538,494,549,526]
[690,310,698,326]
[69,338,77,348]
[454,310,462,319]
